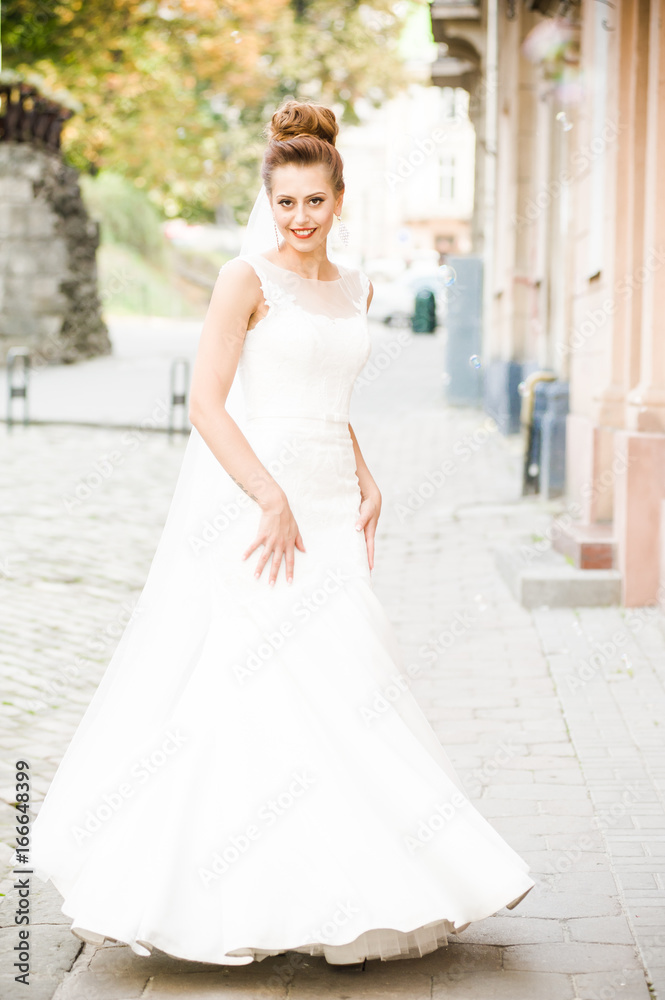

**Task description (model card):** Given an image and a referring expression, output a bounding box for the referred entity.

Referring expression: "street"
[0,321,663,1000]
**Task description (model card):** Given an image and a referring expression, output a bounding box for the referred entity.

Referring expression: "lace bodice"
[220,253,371,423]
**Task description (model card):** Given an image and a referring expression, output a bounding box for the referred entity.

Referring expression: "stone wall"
[0,141,111,365]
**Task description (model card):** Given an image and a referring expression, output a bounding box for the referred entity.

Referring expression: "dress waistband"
[245,411,349,424]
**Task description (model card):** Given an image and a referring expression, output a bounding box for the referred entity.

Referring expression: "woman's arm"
[188,259,305,585]
[349,423,382,571]
[351,276,379,568]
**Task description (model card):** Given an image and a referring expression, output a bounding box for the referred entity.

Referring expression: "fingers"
[245,518,304,585]
[357,503,378,571]
[286,528,304,584]
[242,537,262,560]
[267,545,286,587]
[365,525,376,571]
[355,500,375,533]
[252,542,272,580]
[284,544,295,585]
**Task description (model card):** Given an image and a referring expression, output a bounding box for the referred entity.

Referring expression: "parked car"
[367,264,447,327]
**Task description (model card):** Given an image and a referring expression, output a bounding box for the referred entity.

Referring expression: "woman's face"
[268,164,343,254]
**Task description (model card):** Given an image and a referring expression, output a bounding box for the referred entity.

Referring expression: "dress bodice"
[224,253,371,423]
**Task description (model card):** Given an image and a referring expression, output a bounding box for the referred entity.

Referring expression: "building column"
[613,0,665,605]
[625,0,665,433]
[483,8,543,433]
[592,0,648,430]
[565,1,621,526]
[614,432,665,606]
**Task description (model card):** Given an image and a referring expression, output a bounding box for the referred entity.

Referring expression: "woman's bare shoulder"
[217,256,261,283]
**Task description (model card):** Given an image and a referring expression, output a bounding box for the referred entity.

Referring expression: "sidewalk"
[2,316,201,429]
[0,320,663,999]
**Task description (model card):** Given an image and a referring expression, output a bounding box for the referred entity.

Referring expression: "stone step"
[493,534,622,608]
[552,520,615,570]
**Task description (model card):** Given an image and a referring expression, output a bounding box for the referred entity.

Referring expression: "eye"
[310,197,323,205]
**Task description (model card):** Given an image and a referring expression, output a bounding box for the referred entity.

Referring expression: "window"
[439,154,456,201]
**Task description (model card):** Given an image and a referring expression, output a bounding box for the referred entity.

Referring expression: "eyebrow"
[275,191,328,198]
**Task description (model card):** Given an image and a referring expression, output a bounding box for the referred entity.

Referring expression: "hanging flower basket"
[521,17,583,104]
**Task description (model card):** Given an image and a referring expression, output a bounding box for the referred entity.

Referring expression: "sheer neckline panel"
[250,253,343,283]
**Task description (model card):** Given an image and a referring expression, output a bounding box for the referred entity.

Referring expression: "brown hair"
[261,100,344,196]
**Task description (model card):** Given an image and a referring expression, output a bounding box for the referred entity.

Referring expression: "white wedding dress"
[31,252,534,966]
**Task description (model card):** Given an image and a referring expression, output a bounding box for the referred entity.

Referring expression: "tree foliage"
[2,0,409,221]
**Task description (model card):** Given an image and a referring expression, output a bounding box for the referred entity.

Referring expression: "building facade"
[430,0,665,608]
[339,77,476,265]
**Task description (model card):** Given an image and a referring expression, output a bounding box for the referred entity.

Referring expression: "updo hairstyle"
[261,100,345,196]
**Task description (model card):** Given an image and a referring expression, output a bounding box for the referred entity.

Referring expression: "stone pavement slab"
[1,322,662,999]
[530,604,665,1000]
[0,878,82,1000]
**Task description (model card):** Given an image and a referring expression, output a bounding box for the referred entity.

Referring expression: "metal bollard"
[539,381,569,499]
[168,357,190,438]
[520,370,556,495]
[7,348,30,429]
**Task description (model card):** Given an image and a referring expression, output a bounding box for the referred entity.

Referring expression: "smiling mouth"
[291,227,317,239]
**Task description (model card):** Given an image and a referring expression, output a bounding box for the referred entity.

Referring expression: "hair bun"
[267,100,339,146]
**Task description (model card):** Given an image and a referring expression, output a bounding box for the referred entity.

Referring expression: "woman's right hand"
[242,490,306,586]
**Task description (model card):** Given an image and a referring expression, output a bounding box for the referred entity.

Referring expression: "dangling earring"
[272,216,281,250]
[337,214,350,247]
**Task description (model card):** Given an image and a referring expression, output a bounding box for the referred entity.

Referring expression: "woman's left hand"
[355,489,382,571]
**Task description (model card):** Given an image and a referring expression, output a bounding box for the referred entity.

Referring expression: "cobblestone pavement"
[1,322,664,999]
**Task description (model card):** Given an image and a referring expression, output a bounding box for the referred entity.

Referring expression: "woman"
[31,100,534,967]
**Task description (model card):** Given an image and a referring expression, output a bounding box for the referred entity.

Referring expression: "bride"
[30,99,534,967]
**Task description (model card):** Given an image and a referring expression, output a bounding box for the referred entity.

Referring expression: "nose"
[293,204,310,226]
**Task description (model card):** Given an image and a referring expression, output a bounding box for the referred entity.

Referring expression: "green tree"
[2,0,409,221]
